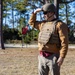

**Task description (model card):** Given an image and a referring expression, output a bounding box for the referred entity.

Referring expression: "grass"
[0,48,75,75]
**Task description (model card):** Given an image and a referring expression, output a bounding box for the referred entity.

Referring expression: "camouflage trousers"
[38,53,60,75]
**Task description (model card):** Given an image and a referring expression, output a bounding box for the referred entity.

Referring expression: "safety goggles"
[43,11,48,15]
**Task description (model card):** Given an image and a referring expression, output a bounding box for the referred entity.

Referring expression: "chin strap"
[47,14,54,21]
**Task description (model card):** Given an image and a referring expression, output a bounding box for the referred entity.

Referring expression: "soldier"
[28,3,68,75]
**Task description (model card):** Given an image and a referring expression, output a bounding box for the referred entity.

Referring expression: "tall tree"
[7,0,16,29]
[0,0,5,49]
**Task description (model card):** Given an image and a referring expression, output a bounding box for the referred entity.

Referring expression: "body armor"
[38,20,61,46]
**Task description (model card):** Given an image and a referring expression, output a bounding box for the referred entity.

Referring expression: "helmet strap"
[47,14,54,21]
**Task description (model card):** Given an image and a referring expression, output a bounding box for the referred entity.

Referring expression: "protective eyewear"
[43,12,48,15]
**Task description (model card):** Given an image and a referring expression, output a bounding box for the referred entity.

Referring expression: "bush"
[3,28,21,43]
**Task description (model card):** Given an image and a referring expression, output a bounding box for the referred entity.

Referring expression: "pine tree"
[0,0,5,49]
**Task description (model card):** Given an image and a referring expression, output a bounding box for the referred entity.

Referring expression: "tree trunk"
[54,0,59,19]
[66,4,68,25]
[0,0,5,49]
[11,2,14,29]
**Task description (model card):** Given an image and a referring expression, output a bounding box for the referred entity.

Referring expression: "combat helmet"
[42,3,56,13]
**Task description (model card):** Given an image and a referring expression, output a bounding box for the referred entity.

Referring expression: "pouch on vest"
[38,20,61,45]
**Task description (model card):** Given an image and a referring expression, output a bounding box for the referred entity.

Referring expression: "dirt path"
[0,48,75,75]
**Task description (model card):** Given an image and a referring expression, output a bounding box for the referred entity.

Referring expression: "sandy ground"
[0,48,75,75]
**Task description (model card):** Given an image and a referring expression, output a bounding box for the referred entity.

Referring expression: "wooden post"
[54,0,59,19]
[0,0,5,49]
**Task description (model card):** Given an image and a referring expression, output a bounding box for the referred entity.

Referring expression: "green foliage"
[59,1,75,43]
[3,26,39,44]
[3,28,21,43]
[17,17,26,37]
[22,29,39,44]
[2,0,75,43]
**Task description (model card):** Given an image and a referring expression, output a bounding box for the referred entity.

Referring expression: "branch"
[40,0,50,4]
[59,0,75,4]
[40,0,45,4]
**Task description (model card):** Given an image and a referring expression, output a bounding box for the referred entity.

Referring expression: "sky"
[3,1,75,28]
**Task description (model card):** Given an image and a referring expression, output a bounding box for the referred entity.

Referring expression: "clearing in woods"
[0,48,75,75]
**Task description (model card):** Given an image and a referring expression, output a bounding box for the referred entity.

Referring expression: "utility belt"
[40,51,54,57]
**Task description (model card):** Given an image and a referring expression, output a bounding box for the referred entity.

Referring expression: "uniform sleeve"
[28,12,42,30]
[57,22,68,58]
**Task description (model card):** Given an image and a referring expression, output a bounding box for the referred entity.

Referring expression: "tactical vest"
[38,20,61,46]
